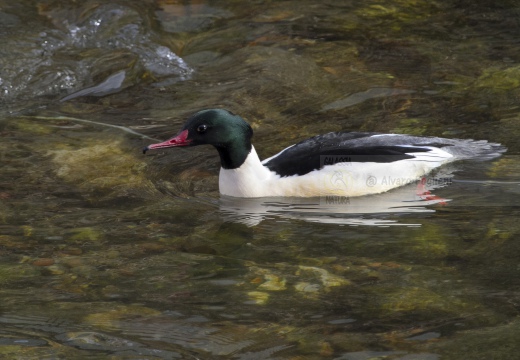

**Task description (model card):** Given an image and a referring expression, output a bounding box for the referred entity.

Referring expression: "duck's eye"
[197,124,208,133]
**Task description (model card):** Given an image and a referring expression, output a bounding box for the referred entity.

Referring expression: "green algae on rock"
[49,141,156,203]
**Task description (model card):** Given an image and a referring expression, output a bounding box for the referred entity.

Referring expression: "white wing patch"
[401,146,454,165]
[261,144,295,164]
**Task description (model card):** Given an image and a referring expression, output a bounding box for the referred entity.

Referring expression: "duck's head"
[143,109,253,169]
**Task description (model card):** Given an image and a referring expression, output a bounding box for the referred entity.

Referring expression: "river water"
[1,1,520,359]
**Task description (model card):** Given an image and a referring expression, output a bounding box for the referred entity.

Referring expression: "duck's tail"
[442,139,507,161]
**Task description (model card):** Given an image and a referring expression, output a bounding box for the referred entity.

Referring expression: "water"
[1,0,520,359]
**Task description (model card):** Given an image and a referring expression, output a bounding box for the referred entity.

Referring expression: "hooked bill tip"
[142,146,149,154]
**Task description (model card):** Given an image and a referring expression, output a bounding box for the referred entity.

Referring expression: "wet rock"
[68,228,102,242]
[42,264,67,275]
[55,331,181,357]
[84,305,161,330]
[246,291,270,305]
[391,118,429,136]
[1,235,25,249]
[0,12,20,27]
[101,285,122,299]
[156,2,233,33]
[105,250,120,259]
[297,266,351,289]
[380,287,470,314]
[14,120,52,135]
[70,265,96,277]
[61,247,83,256]
[49,141,156,204]
[139,242,168,254]
[32,258,55,267]
[359,39,432,80]
[0,264,41,284]
[60,71,128,102]
[322,88,415,112]
[61,257,84,269]
[294,282,321,293]
[257,274,287,291]
[184,51,221,67]
[474,65,520,92]
[56,331,139,351]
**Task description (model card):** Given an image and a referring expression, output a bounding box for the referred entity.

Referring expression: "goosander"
[143,109,505,198]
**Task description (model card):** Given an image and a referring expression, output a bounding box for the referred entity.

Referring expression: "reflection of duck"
[144,109,505,198]
[218,180,449,227]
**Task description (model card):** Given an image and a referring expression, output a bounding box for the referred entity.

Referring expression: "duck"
[143,109,505,198]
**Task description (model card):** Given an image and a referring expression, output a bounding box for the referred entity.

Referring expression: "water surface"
[1,1,520,359]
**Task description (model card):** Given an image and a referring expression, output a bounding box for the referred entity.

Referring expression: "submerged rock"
[48,140,156,204]
[297,265,351,289]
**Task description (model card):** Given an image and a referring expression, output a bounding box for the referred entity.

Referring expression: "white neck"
[219,146,272,197]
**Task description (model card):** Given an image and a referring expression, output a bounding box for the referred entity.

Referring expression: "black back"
[263,132,442,177]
